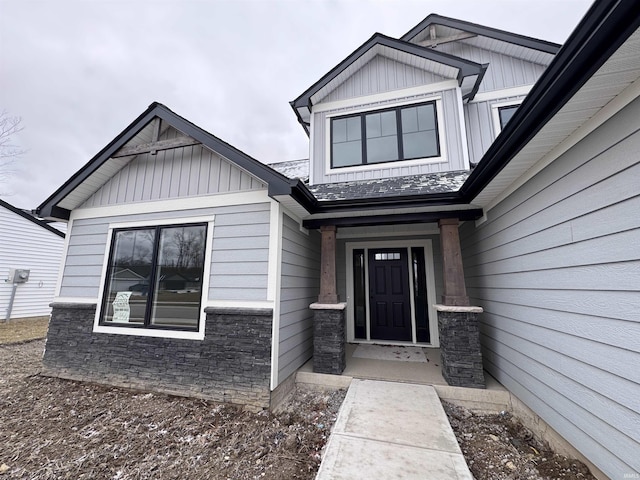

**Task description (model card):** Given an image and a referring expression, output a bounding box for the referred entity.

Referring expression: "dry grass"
[0,316,49,344]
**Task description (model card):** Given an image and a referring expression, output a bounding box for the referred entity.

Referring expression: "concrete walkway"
[316,379,473,480]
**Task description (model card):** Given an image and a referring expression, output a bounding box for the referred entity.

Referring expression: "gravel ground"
[444,402,596,480]
[0,339,345,480]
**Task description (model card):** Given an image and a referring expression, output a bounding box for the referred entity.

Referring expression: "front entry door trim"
[345,239,439,347]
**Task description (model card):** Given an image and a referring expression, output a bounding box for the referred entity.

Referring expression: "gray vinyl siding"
[59,203,271,302]
[322,55,446,103]
[459,97,640,478]
[465,95,527,166]
[311,88,465,184]
[0,206,65,319]
[81,143,266,208]
[435,42,548,92]
[278,214,320,383]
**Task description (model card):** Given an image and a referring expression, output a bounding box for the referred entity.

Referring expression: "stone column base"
[436,305,486,389]
[310,303,346,375]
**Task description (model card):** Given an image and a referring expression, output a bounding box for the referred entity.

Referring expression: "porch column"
[436,218,485,388]
[438,218,469,306]
[311,224,346,375]
[318,225,339,304]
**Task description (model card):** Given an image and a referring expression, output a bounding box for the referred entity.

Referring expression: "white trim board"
[70,190,270,220]
[313,80,459,113]
[469,85,533,103]
[345,239,439,347]
[269,206,284,390]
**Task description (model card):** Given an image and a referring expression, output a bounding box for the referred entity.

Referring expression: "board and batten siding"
[460,97,640,478]
[321,55,446,103]
[465,95,527,166]
[0,205,65,319]
[278,214,320,383]
[59,203,271,303]
[81,143,266,208]
[311,87,466,184]
[435,42,548,93]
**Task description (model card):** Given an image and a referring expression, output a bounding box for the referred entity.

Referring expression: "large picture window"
[99,222,207,331]
[331,101,440,168]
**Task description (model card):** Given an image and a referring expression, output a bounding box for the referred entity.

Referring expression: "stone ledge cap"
[50,302,97,310]
[434,304,483,313]
[310,302,347,310]
[204,306,273,316]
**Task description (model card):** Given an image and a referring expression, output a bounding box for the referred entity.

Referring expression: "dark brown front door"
[368,248,411,341]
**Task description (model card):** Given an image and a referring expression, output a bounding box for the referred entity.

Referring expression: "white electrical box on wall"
[6,268,30,284]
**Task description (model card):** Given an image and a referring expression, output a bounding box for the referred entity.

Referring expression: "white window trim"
[92,214,215,340]
[345,239,439,347]
[491,100,522,138]
[324,96,448,176]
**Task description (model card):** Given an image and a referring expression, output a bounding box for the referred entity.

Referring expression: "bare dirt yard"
[0,337,345,479]
[444,402,596,480]
[1,320,598,480]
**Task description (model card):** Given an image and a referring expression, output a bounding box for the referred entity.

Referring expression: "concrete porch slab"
[316,379,473,480]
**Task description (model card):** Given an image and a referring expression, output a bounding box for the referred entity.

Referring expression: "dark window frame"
[98,221,208,332]
[330,100,441,169]
[497,104,519,130]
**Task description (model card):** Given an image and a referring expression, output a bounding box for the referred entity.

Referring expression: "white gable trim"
[70,190,269,221]
[469,85,533,103]
[313,80,458,114]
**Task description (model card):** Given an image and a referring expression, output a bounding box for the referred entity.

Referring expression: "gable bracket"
[419,32,477,48]
[112,137,202,158]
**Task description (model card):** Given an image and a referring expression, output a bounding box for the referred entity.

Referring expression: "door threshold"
[349,339,438,348]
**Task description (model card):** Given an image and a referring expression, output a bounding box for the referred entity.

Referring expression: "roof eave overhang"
[302,207,483,229]
[459,0,640,202]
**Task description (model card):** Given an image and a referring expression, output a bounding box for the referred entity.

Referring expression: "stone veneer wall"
[43,303,273,409]
[437,308,486,388]
[312,305,346,375]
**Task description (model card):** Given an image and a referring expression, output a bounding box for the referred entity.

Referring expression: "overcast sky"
[0,0,593,211]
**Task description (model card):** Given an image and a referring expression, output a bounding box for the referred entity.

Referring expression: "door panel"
[368,249,411,341]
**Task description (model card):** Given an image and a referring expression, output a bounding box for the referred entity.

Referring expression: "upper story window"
[331,101,440,169]
[492,101,521,137]
[498,105,519,129]
[99,222,207,332]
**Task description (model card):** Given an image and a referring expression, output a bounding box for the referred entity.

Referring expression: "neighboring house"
[36,1,638,477]
[0,199,65,321]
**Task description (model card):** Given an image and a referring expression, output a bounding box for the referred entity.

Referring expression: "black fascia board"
[290,33,483,122]
[401,13,561,54]
[292,188,468,215]
[303,208,483,229]
[37,102,295,219]
[0,198,65,238]
[460,0,640,201]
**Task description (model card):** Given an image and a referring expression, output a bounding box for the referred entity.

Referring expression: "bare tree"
[0,110,25,191]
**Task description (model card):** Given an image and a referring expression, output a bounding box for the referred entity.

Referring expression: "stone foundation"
[311,303,346,375]
[43,303,273,409]
[436,305,485,388]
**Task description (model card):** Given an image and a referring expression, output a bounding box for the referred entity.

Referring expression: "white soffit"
[474,28,640,209]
